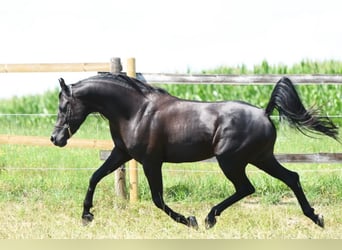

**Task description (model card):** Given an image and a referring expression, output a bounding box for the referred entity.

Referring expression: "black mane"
[78,72,168,95]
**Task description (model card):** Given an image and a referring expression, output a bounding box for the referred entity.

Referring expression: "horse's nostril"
[50,136,55,143]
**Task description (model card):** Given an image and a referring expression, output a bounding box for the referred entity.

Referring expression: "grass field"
[0,165,341,239]
[1,196,341,239]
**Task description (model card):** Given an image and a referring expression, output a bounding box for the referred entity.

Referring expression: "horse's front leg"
[142,161,199,229]
[82,147,131,225]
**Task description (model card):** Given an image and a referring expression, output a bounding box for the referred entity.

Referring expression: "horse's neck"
[86,86,147,121]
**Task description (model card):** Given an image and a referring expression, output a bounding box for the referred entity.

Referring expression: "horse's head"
[50,78,88,147]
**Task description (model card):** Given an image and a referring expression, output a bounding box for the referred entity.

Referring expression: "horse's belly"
[164,143,214,163]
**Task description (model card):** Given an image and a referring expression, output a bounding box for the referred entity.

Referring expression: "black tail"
[265,77,339,141]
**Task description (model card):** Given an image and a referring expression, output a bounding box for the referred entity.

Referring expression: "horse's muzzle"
[50,134,67,147]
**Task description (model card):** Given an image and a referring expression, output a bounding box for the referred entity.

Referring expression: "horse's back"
[158,99,275,163]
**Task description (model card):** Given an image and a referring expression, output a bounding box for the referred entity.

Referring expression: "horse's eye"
[59,105,67,113]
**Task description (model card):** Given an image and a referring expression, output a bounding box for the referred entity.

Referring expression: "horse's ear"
[59,78,73,97]
[59,78,67,91]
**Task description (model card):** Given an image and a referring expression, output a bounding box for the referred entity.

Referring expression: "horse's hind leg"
[142,161,199,229]
[205,157,255,229]
[253,155,324,228]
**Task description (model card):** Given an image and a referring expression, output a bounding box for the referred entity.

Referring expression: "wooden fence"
[0,134,113,149]
[99,150,342,163]
[1,57,341,202]
[137,73,342,85]
[1,62,342,84]
[0,63,109,73]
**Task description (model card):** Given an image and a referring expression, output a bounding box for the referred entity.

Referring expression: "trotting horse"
[50,73,339,229]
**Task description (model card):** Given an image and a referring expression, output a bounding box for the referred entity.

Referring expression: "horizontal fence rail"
[1,62,342,84]
[0,63,109,73]
[1,134,341,163]
[4,166,342,173]
[99,151,342,164]
[137,73,342,84]
[0,135,113,150]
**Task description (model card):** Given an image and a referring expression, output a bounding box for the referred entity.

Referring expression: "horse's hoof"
[205,216,217,229]
[316,214,324,228]
[82,213,94,226]
[187,216,199,230]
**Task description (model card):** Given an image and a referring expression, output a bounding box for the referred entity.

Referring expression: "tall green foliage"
[161,59,342,120]
[202,59,342,74]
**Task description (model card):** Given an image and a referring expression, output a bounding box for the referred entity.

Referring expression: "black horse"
[50,73,338,229]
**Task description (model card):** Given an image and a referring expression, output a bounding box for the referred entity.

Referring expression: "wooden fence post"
[110,57,123,73]
[127,58,139,202]
[110,57,127,200]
